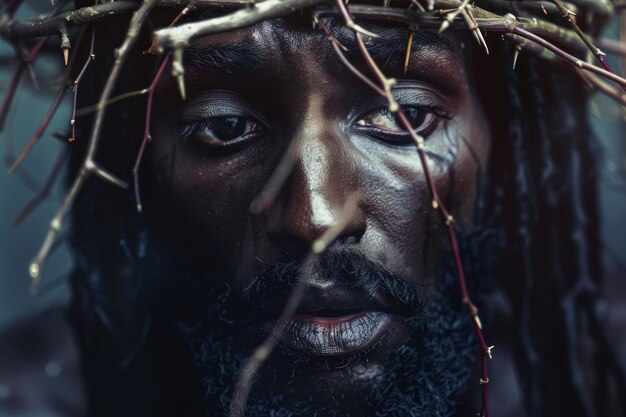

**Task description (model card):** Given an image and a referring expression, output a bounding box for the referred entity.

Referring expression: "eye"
[356,106,437,137]
[177,116,264,147]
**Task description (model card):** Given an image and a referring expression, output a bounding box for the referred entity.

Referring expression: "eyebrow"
[184,42,263,74]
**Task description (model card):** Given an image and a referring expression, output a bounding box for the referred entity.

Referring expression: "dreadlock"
[1,0,624,416]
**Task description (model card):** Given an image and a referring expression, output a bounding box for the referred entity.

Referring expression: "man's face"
[150,12,490,416]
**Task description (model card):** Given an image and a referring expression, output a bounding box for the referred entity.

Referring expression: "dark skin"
[150,15,490,400]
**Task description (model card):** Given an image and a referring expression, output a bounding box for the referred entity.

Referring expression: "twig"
[7,81,68,172]
[133,54,170,213]
[229,192,362,417]
[1,1,140,39]
[509,26,626,90]
[0,58,25,131]
[75,88,149,117]
[249,136,301,215]
[0,37,50,131]
[330,0,493,414]
[12,146,69,226]
[154,0,325,50]
[0,0,67,131]
[146,1,195,54]
[70,27,96,142]
[28,0,156,292]
[8,27,87,173]
[314,16,385,96]
[550,0,626,92]
[576,67,626,106]
[438,0,470,33]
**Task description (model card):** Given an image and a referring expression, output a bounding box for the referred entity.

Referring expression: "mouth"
[284,309,393,356]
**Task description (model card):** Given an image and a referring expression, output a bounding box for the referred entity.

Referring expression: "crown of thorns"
[0,0,623,416]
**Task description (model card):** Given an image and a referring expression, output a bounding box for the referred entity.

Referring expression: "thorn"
[27,63,39,91]
[512,45,521,69]
[476,29,489,55]
[473,314,482,329]
[479,378,489,385]
[403,30,414,74]
[432,199,439,209]
[486,345,494,359]
[172,47,186,101]
[347,21,379,38]
[540,4,547,14]
[445,214,454,225]
[438,17,452,34]
[59,25,71,66]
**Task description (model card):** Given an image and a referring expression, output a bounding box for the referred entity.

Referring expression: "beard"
[71,197,500,417]
[170,239,494,417]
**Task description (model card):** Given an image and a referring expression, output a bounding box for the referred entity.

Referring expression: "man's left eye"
[177,116,264,147]
[355,106,438,139]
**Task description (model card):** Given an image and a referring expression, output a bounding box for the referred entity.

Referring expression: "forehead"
[181,13,468,94]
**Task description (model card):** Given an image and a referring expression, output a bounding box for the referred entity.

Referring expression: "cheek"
[352,111,489,284]
[150,128,280,262]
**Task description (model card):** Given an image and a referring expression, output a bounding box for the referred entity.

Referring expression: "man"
[15,0,619,416]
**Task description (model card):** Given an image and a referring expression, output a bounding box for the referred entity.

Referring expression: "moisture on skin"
[150,14,491,399]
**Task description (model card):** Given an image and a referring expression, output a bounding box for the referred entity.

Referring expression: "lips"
[284,310,392,356]
[277,280,398,356]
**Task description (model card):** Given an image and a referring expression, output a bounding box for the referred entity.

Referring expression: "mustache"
[227,250,426,323]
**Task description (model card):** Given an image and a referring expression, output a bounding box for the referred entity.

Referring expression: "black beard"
[173,239,495,417]
[70,200,500,417]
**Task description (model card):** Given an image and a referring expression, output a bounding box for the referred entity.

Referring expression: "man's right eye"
[176,116,265,148]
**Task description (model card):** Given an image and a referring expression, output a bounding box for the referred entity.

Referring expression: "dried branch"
[0,1,140,39]
[330,0,493,414]
[28,0,156,292]
[7,81,67,172]
[154,0,326,50]
[315,5,626,90]
[75,88,149,117]
[249,136,301,215]
[550,0,626,91]
[70,27,96,142]
[0,57,26,131]
[133,54,170,213]
[8,27,87,173]
[12,146,68,226]
[0,1,67,131]
[229,192,363,417]
[576,67,626,106]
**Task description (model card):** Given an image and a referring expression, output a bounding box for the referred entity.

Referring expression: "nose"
[265,100,366,249]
